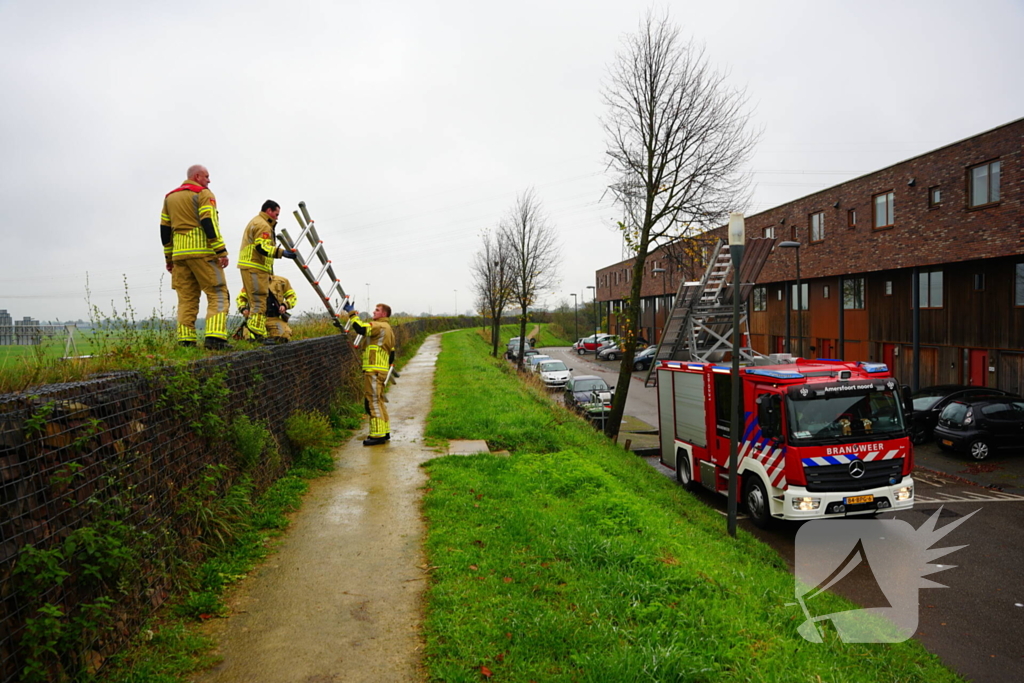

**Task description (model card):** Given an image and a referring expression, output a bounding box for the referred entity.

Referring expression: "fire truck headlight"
[895,486,913,501]
[792,496,821,511]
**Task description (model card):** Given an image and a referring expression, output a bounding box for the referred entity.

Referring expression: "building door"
[968,349,988,387]
[774,336,785,354]
[818,338,834,359]
[882,344,896,371]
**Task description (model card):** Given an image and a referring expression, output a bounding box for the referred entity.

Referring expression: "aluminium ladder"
[643,237,775,387]
[278,201,349,326]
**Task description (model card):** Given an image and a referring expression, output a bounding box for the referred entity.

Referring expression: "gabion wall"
[0,334,357,682]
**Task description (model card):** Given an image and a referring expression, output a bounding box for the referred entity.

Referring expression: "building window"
[974,273,985,291]
[969,160,1001,207]
[763,226,775,239]
[874,191,895,229]
[885,280,893,296]
[790,225,798,241]
[1015,264,1024,306]
[777,288,783,301]
[823,285,830,299]
[929,186,942,207]
[919,270,943,308]
[753,286,767,311]
[843,278,865,310]
[790,283,809,311]
[847,209,857,228]
[809,212,824,243]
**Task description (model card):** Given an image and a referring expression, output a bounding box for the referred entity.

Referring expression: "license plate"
[942,439,953,446]
[845,495,874,505]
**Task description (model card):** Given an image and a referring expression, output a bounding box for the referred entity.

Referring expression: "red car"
[576,333,614,354]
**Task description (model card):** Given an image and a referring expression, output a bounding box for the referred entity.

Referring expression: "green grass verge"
[99,439,344,682]
[421,329,961,682]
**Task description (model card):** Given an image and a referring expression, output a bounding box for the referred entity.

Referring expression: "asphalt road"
[538,347,1024,683]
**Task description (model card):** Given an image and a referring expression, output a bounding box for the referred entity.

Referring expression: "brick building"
[596,117,1024,391]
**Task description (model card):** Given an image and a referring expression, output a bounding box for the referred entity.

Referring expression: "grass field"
[420,328,962,682]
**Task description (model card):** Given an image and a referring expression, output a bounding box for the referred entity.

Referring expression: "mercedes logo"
[848,460,865,479]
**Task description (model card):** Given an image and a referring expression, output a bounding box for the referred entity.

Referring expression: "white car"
[537,360,571,388]
[528,356,552,370]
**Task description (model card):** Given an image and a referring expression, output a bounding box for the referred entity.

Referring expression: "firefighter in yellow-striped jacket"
[237,200,297,340]
[343,301,395,446]
[266,275,297,342]
[160,165,231,350]
[237,275,298,344]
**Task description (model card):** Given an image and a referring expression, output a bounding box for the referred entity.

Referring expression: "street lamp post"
[778,241,802,358]
[454,289,458,317]
[727,213,746,538]
[570,293,578,342]
[586,285,598,348]
[652,267,667,344]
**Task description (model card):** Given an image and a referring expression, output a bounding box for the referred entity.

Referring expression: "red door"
[882,344,896,371]
[968,349,988,386]
[774,336,785,354]
[819,339,834,359]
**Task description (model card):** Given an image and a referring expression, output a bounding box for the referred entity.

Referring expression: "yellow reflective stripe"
[198,205,215,215]
[160,213,170,221]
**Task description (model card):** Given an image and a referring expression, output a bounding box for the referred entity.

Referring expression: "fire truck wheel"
[743,475,773,529]
[675,453,697,492]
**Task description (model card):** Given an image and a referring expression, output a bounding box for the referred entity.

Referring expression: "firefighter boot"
[362,436,387,446]
[205,337,232,351]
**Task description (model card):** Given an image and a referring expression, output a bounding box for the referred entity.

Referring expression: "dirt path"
[192,335,443,683]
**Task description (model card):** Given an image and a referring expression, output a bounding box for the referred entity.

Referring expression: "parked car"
[564,375,614,421]
[909,385,1014,444]
[572,338,586,352]
[505,336,536,359]
[631,345,657,372]
[537,360,571,388]
[595,337,623,360]
[525,354,552,372]
[934,395,1024,460]
[576,333,613,354]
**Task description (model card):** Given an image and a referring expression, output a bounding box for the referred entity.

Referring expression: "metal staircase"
[643,237,775,387]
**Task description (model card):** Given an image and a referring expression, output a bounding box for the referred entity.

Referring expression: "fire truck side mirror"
[757,394,781,440]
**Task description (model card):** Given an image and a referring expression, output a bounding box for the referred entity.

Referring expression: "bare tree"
[500,189,560,368]
[471,229,515,357]
[601,11,759,438]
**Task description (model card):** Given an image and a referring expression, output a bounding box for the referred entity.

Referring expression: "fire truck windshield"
[786,388,905,443]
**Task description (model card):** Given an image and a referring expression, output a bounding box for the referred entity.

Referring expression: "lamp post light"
[778,241,802,358]
[727,213,746,539]
[586,285,598,348]
[570,293,579,342]
[652,267,667,344]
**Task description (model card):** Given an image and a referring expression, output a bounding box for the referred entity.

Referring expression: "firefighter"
[343,301,395,446]
[160,164,231,349]
[237,200,296,340]
[265,274,297,343]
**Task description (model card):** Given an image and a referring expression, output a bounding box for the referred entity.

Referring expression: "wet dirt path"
[192,335,442,683]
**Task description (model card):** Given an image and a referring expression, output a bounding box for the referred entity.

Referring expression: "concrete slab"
[447,439,490,455]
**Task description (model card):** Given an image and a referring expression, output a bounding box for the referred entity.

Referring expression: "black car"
[908,385,1014,444]
[933,395,1024,460]
[631,346,657,372]
[563,375,614,418]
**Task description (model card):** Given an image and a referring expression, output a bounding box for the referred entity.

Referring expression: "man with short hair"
[160,164,231,349]
[344,302,395,446]
[237,200,296,340]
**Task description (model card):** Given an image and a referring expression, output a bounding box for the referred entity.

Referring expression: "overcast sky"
[2,0,1023,322]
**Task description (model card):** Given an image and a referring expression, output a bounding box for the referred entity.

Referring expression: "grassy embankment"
[420,328,961,682]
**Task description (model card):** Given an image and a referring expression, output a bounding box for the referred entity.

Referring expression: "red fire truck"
[656,357,915,527]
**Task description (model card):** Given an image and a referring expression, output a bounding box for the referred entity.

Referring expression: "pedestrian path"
[192,335,443,683]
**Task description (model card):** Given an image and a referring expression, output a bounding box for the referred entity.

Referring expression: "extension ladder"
[278,201,349,327]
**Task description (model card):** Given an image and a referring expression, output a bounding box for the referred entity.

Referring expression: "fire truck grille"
[803,459,904,492]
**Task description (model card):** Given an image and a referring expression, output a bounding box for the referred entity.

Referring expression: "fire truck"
[656,357,915,527]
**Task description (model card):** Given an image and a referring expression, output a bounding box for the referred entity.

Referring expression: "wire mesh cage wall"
[0,334,358,682]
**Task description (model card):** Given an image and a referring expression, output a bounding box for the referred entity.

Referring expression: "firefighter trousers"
[363,371,389,438]
[172,258,230,342]
[266,317,292,340]
[240,269,271,338]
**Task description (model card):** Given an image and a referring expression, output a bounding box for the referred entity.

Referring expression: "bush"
[284,410,334,451]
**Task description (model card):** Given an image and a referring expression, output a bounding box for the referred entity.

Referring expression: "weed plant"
[421,329,961,683]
